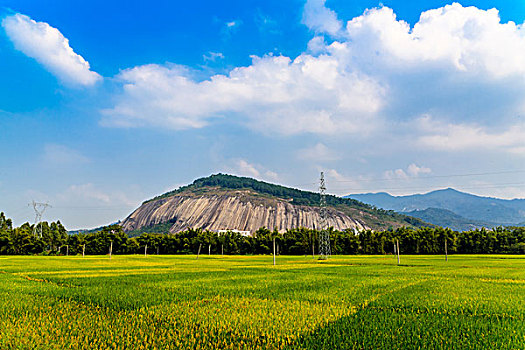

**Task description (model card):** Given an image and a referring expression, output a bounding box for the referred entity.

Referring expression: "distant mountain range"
[402,208,498,232]
[68,221,121,235]
[346,188,525,230]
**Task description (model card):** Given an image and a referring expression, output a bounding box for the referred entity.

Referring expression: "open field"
[0,255,524,349]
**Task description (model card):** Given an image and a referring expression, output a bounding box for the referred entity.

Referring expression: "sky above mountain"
[2,0,525,229]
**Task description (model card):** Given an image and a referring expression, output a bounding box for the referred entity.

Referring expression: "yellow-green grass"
[0,255,523,349]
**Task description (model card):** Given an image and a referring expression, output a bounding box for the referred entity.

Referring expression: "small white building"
[218,229,251,237]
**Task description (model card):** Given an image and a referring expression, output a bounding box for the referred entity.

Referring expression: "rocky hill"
[122,174,428,235]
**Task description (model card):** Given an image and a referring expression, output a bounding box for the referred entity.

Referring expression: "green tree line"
[1,212,524,255]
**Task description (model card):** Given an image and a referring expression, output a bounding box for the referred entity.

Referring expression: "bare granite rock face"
[122,190,368,233]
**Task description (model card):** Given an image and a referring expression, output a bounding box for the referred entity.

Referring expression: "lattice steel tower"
[318,172,331,259]
[29,201,51,237]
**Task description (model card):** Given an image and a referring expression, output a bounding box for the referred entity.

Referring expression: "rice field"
[0,254,524,349]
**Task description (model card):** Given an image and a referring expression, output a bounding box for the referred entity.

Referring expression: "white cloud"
[222,19,242,38]
[102,56,384,134]
[2,13,101,87]
[60,183,112,204]
[226,21,239,28]
[203,51,224,62]
[384,169,409,180]
[324,168,354,183]
[302,0,343,36]
[416,116,525,154]
[407,163,432,177]
[298,143,340,161]
[384,164,432,179]
[307,36,327,53]
[43,144,90,164]
[224,159,279,182]
[343,4,525,78]
[236,159,260,178]
[323,169,367,195]
[264,170,279,181]
[102,2,525,147]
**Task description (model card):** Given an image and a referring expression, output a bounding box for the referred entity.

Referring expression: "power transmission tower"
[29,201,51,237]
[318,172,331,259]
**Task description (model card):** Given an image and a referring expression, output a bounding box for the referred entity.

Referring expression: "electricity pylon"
[29,201,51,237]
[318,172,331,259]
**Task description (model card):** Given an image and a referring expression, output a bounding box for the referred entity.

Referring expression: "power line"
[333,182,525,194]
[328,169,525,184]
[289,169,525,194]
[52,206,134,210]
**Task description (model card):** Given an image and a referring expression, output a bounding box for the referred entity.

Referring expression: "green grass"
[0,255,524,349]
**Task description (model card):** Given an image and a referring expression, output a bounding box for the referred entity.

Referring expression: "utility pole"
[109,241,113,259]
[145,244,147,257]
[273,237,276,266]
[82,244,85,257]
[28,201,51,237]
[311,231,315,259]
[318,172,331,259]
[396,239,400,265]
[445,239,448,262]
[197,243,202,259]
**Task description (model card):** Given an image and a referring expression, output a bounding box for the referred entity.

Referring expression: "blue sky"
[2,0,525,229]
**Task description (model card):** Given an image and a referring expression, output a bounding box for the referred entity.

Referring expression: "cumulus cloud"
[416,116,525,154]
[385,164,432,179]
[407,164,432,177]
[342,4,525,77]
[322,169,369,195]
[384,169,409,180]
[302,0,343,36]
[235,159,261,178]
[224,159,279,182]
[298,143,340,161]
[102,2,525,149]
[2,13,101,86]
[333,3,525,127]
[102,56,383,134]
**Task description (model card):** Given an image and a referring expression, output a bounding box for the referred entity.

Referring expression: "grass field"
[0,254,524,349]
